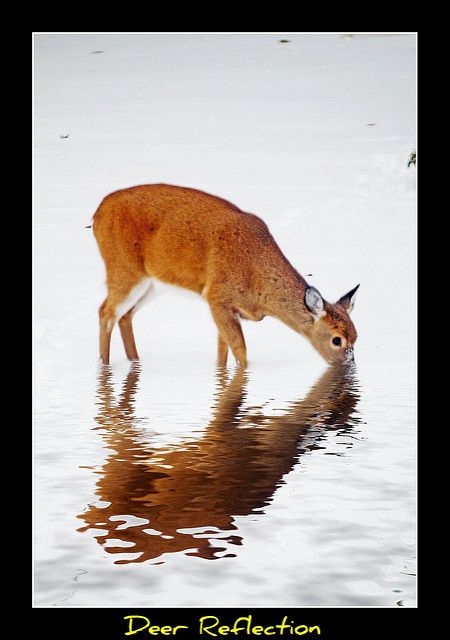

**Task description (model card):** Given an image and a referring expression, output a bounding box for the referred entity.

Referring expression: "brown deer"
[92,184,359,366]
[77,363,360,563]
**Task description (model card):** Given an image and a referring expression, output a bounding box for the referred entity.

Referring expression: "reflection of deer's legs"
[117,362,141,416]
[209,303,247,367]
[210,367,248,431]
[95,363,141,427]
[97,364,115,419]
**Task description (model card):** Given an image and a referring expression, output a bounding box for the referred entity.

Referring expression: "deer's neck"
[263,257,311,335]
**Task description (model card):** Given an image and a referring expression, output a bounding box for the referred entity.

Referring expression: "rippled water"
[34,33,416,607]
[81,363,360,563]
[34,351,415,607]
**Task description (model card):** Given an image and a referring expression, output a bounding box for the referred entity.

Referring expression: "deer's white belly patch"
[115,278,154,320]
[115,276,201,320]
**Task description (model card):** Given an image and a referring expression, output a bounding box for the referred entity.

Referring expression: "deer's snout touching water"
[93,184,359,366]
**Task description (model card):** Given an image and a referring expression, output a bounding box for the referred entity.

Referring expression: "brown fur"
[93,184,358,365]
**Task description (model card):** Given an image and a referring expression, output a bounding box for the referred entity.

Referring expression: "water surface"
[34,32,416,607]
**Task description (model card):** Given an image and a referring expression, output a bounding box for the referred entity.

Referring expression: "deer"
[92,184,359,367]
[78,361,360,563]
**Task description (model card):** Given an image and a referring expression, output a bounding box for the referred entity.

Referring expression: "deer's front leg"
[209,302,247,368]
[217,334,229,367]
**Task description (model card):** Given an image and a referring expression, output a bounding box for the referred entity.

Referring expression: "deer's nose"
[345,346,354,363]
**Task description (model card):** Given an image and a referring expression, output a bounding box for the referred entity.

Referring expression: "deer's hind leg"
[99,277,153,364]
[118,280,154,361]
[99,297,116,365]
[118,308,139,362]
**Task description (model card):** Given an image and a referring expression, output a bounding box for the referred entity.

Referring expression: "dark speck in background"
[306,273,313,276]
[279,40,290,43]
[397,600,405,607]
[366,123,376,126]
[60,134,69,139]
[91,51,104,54]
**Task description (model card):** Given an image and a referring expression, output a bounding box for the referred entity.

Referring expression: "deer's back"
[93,184,280,294]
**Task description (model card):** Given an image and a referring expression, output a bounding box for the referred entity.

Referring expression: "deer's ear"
[305,286,326,320]
[337,284,360,315]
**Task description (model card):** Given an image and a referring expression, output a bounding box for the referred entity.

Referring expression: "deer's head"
[304,284,359,364]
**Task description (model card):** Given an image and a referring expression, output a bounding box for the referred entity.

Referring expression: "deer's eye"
[332,336,342,347]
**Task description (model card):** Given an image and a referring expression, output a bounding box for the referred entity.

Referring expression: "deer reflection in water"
[77,364,360,563]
